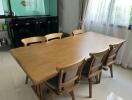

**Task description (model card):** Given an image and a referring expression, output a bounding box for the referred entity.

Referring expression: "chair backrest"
[88,49,109,79]
[104,42,124,66]
[72,29,84,36]
[45,33,63,42]
[57,59,85,93]
[21,36,45,46]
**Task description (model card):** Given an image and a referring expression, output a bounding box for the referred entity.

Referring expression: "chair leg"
[109,65,113,78]
[25,76,28,84]
[69,90,75,100]
[36,84,44,100]
[94,72,102,84]
[88,79,92,98]
[95,75,99,84]
[98,72,102,84]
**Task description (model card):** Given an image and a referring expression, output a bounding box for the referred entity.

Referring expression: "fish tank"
[0,0,58,17]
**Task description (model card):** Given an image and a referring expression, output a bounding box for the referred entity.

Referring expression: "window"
[0,0,4,15]
[110,0,132,26]
[0,0,10,16]
[129,6,132,24]
[85,0,132,27]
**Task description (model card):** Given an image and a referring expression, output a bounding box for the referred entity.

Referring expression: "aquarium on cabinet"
[0,0,58,17]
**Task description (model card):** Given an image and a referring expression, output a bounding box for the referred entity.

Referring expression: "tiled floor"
[0,51,132,100]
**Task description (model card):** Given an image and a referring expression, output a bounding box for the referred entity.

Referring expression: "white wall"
[59,0,80,34]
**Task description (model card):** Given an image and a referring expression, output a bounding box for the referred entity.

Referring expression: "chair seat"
[103,67,109,71]
[82,59,91,77]
[82,62,100,84]
[46,76,59,91]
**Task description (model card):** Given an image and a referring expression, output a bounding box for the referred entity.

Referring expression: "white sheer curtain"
[83,0,132,69]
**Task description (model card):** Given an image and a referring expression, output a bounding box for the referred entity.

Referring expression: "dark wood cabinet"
[8,16,59,47]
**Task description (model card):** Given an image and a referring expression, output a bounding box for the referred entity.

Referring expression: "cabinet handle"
[25,23,30,25]
[48,21,51,24]
[36,22,39,24]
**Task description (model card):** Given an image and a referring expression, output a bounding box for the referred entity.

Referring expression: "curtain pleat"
[79,0,89,29]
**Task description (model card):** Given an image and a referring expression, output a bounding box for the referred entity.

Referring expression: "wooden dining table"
[10,32,125,100]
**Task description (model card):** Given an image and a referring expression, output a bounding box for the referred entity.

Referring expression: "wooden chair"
[81,49,109,98]
[45,33,63,42]
[103,42,124,78]
[21,36,46,46]
[21,36,46,84]
[72,29,84,36]
[45,59,86,100]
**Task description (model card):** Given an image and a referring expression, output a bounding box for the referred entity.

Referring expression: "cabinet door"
[48,17,59,33]
[39,19,49,35]
[50,21,58,33]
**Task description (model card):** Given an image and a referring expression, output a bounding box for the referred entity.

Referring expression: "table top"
[10,32,125,85]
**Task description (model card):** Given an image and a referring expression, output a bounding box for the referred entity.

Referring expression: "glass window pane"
[111,0,132,26]
[2,0,10,16]
[0,0,4,15]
